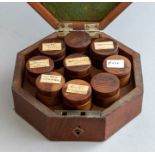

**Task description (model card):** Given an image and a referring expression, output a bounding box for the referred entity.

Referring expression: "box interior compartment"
[21,33,135,114]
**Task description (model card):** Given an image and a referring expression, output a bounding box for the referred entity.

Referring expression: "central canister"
[63,53,92,81]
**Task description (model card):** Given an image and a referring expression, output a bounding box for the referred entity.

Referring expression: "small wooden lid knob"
[103,55,131,78]
[39,38,66,59]
[91,73,120,97]
[62,79,92,107]
[90,37,118,58]
[36,72,65,96]
[63,53,91,77]
[26,55,54,77]
[64,31,91,49]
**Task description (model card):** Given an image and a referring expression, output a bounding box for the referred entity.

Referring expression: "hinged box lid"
[29,2,131,30]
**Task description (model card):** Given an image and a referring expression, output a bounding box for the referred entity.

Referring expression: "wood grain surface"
[39,38,66,60]
[62,79,92,107]
[63,53,91,78]
[103,55,131,87]
[36,72,65,106]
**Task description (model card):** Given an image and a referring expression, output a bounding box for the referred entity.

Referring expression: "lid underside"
[41,2,119,22]
[29,2,131,30]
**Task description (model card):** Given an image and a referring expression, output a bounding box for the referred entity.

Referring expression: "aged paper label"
[40,74,62,84]
[66,84,89,95]
[94,41,114,50]
[107,60,124,68]
[65,57,91,67]
[42,43,62,51]
[29,59,50,69]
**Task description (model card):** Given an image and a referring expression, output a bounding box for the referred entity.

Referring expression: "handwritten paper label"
[94,41,114,50]
[40,74,62,84]
[65,57,91,67]
[107,60,124,68]
[29,59,50,69]
[42,43,62,51]
[66,84,89,95]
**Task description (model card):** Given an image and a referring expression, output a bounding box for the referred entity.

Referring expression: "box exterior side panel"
[13,89,106,141]
[12,90,50,138]
[104,91,143,140]
[47,117,105,141]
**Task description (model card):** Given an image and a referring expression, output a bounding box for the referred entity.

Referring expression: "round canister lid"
[91,72,120,97]
[62,79,92,106]
[26,55,54,76]
[39,38,66,59]
[103,55,131,78]
[36,72,65,96]
[90,37,118,58]
[64,31,91,49]
[63,53,91,76]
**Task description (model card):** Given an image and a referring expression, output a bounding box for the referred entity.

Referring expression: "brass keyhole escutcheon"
[72,126,84,137]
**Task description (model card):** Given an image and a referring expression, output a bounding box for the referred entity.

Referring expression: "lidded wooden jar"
[63,53,92,81]
[64,31,91,55]
[26,55,54,85]
[90,37,118,69]
[91,73,120,108]
[62,79,92,110]
[39,38,66,68]
[35,72,65,106]
[103,55,131,87]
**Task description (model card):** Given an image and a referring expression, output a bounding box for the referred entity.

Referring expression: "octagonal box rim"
[12,32,143,141]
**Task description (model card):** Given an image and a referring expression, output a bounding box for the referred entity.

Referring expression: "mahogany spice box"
[12,2,143,141]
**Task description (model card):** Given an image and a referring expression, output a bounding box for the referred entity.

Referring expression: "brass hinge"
[84,23,100,37]
[84,23,99,31]
[58,23,73,37]
[57,23,100,37]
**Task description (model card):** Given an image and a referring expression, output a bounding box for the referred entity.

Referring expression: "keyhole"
[72,126,84,137]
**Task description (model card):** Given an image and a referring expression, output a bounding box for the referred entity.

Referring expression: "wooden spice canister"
[26,55,54,85]
[91,73,120,108]
[103,55,131,87]
[64,31,91,55]
[62,79,92,110]
[39,38,66,68]
[35,72,65,106]
[63,53,92,81]
[90,38,119,69]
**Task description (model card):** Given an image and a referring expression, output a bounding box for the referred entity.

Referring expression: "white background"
[0,2,154,152]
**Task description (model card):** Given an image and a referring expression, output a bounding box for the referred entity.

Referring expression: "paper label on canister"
[65,57,91,67]
[29,59,50,69]
[107,60,124,68]
[40,74,62,84]
[42,43,62,51]
[94,41,114,50]
[66,84,89,95]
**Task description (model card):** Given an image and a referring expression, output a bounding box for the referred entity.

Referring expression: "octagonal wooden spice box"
[12,2,143,141]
